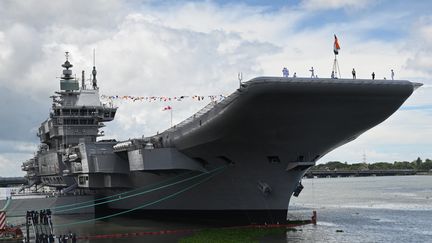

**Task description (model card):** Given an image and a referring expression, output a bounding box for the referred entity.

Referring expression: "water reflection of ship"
[2,52,422,223]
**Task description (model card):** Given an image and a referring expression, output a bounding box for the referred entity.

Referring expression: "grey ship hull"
[107,77,419,222]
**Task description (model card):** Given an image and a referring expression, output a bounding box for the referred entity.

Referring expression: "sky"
[0,0,431,176]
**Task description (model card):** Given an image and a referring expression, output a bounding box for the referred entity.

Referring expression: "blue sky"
[0,0,431,176]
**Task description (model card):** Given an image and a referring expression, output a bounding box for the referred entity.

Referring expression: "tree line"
[312,157,432,171]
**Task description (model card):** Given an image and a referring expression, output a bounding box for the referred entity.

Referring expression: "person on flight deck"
[371,72,375,80]
[282,67,289,77]
[309,67,315,78]
[352,68,356,79]
[391,69,395,80]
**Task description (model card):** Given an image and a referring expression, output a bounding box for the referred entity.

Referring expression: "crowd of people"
[33,232,77,243]
[26,209,52,226]
[281,67,396,80]
[25,209,77,243]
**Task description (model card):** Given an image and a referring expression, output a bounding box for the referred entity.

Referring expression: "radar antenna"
[61,52,73,80]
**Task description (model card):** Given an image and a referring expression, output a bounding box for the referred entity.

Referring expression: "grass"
[179,227,296,243]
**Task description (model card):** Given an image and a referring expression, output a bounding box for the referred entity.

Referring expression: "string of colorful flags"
[100,94,227,102]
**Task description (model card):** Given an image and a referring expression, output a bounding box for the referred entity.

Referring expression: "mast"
[81,70,85,90]
[92,49,97,89]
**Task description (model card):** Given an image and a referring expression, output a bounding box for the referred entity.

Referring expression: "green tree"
[393,161,415,170]
[419,160,432,171]
[415,157,423,168]
[369,162,392,170]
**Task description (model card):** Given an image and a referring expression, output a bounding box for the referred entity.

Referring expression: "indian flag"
[334,34,341,55]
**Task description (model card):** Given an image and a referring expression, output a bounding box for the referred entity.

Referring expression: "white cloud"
[0,0,126,29]
[0,154,27,177]
[404,16,432,75]
[0,156,11,174]
[301,0,376,11]
[0,141,38,176]
[139,1,305,43]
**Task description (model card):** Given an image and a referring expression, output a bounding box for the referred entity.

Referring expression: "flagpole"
[335,54,338,78]
[333,34,341,79]
[336,54,341,79]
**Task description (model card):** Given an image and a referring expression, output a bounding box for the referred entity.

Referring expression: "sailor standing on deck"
[391,69,395,80]
[372,72,375,80]
[352,68,356,79]
[282,67,289,77]
[309,67,315,78]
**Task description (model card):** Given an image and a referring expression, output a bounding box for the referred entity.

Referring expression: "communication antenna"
[92,48,98,89]
[238,72,243,88]
[81,70,85,90]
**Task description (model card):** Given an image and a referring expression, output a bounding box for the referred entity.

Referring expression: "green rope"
[1,197,12,211]
[55,167,223,213]
[54,166,226,228]
[53,171,194,210]
[9,171,194,214]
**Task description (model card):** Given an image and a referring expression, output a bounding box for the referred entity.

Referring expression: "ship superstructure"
[7,53,421,222]
[21,53,125,192]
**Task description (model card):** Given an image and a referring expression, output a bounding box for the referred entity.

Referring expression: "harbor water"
[283,175,432,242]
[3,175,432,242]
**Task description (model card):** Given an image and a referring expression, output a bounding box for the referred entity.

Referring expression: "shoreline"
[304,170,432,178]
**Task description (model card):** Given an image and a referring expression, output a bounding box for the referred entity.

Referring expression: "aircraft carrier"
[0,53,421,222]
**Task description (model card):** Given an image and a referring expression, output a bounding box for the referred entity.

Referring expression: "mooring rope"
[52,171,194,210]
[8,171,194,214]
[1,197,12,211]
[54,166,226,227]
[55,166,224,213]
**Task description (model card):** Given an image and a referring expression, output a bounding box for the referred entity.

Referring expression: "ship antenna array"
[92,48,98,89]
[81,70,85,90]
